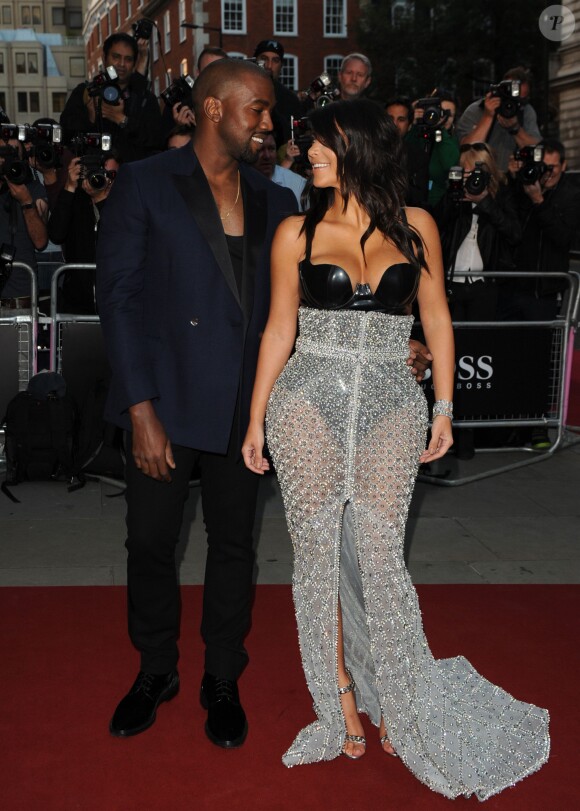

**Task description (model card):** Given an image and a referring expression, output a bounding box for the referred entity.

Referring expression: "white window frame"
[180,58,188,76]
[152,20,159,61]
[323,54,343,80]
[273,0,297,37]
[97,15,102,46]
[221,1,246,35]
[164,9,171,53]
[115,0,120,27]
[179,0,186,42]
[126,0,132,20]
[323,0,347,38]
[280,54,298,91]
[153,76,160,98]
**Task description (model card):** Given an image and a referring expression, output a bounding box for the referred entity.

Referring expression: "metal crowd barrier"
[0,262,37,416]
[417,270,580,486]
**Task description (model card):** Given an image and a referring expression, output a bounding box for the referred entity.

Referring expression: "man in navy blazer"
[96,59,296,746]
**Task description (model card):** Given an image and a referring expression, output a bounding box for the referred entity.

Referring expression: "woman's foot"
[379,717,398,757]
[338,674,366,760]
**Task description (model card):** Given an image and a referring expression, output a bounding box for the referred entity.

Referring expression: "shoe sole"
[109,679,180,738]
[200,689,248,748]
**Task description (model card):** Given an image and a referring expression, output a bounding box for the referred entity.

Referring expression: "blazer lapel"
[241,171,268,323]
[172,161,241,307]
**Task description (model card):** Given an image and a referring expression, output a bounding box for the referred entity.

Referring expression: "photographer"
[435,143,521,321]
[404,90,460,207]
[501,138,580,321]
[456,67,541,171]
[253,39,304,144]
[0,132,48,309]
[60,33,162,163]
[385,96,430,207]
[47,151,120,314]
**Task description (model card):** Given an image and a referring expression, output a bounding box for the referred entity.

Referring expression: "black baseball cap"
[254,39,284,60]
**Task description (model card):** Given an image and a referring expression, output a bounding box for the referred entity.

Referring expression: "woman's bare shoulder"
[273,213,307,254]
[404,206,437,237]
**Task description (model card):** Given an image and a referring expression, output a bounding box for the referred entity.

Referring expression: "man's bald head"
[192,59,272,120]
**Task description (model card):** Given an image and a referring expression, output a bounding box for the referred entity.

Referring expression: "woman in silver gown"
[242,100,549,801]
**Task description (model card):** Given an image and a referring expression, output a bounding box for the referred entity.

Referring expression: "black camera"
[0,145,33,185]
[290,115,313,167]
[489,79,521,119]
[69,132,112,157]
[414,97,449,142]
[447,163,490,201]
[514,145,548,185]
[132,18,154,40]
[160,75,195,109]
[78,153,117,190]
[27,123,64,169]
[86,66,121,105]
[305,72,341,108]
[0,123,28,142]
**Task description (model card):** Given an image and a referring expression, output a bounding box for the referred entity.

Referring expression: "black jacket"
[435,183,522,282]
[512,173,580,296]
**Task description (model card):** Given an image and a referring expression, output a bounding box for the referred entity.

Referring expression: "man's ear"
[204,96,222,123]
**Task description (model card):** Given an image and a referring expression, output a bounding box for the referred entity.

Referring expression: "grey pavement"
[1,436,579,586]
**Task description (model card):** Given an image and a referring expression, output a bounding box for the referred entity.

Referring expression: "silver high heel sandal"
[338,674,366,760]
[380,731,399,757]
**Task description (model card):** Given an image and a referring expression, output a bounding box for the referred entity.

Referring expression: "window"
[274,0,297,36]
[222,1,246,34]
[165,69,172,89]
[152,21,159,61]
[164,10,171,53]
[0,52,4,74]
[97,16,102,46]
[21,5,31,25]
[324,0,346,37]
[68,9,83,29]
[52,7,65,26]
[179,0,186,42]
[30,92,40,113]
[108,8,112,36]
[52,92,67,113]
[28,53,39,74]
[280,55,297,90]
[153,76,160,98]
[126,0,132,19]
[17,92,28,113]
[16,53,26,74]
[116,0,121,27]
[323,55,343,81]
[70,57,85,77]
[180,58,188,77]
[2,5,12,25]
[0,92,6,111]
[32,5,41,25]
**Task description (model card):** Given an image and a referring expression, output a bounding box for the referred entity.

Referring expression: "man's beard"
[239,140,259,164]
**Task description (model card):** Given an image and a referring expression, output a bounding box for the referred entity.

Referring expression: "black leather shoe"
[200,672,248,748]
[110,670,179,737]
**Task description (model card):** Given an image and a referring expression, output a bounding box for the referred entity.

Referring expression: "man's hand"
[407,339,433,383]
[522,179,544,205]
[507,155,522,180]
[65,157,82,192]
[101,100,127,125]
[482,92,501,119]
[464,188,488,204]
[129,401,176,482]
[172,102,195,126]
[6,179,34,205]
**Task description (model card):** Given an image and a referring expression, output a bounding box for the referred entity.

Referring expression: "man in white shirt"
[254,133,306,208]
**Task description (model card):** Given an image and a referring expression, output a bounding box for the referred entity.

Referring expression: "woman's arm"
[242,216,304,474]
[408,207,455,462]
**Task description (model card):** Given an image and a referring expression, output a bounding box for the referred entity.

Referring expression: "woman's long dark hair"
[301,99,427,271]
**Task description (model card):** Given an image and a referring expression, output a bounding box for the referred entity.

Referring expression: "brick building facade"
[83,1,363,105]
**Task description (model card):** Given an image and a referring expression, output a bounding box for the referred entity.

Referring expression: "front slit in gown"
[266,306,549,801]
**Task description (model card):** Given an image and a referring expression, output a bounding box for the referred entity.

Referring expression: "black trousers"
[124,429,260,679]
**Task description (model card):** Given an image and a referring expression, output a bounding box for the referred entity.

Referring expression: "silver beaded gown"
[266,305,550,801]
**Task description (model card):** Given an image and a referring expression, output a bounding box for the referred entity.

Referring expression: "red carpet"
[1,585,576,810]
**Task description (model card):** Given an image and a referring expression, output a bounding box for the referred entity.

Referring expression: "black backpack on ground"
[76,379,125,477]
[2,372,82,501]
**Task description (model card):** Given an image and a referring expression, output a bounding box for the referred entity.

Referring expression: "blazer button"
[190,317,199,326]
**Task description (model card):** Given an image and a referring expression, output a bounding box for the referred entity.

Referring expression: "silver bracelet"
[432,399,453,420]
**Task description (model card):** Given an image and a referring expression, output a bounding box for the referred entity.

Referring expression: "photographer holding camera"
[500,138,580,321]
[456,67,541,171]
[47,150,120,314]
[0,128,48,309]
[253,39,304,144]
[404,90,461,208]
[435,143,521,322]
[60,33,162,163]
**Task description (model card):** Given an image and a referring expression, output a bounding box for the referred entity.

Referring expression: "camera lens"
[88,172,107,190]
[103,85,120,104]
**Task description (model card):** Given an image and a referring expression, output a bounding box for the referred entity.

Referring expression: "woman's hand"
[419,415,453,463]
[242,424,270,475]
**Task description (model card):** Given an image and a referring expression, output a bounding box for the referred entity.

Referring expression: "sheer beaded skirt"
[266,307,549,800]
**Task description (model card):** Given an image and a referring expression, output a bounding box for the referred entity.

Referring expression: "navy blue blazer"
[96,144,297,453]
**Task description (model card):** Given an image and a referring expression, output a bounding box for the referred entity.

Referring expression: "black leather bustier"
[299,258,420,315]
